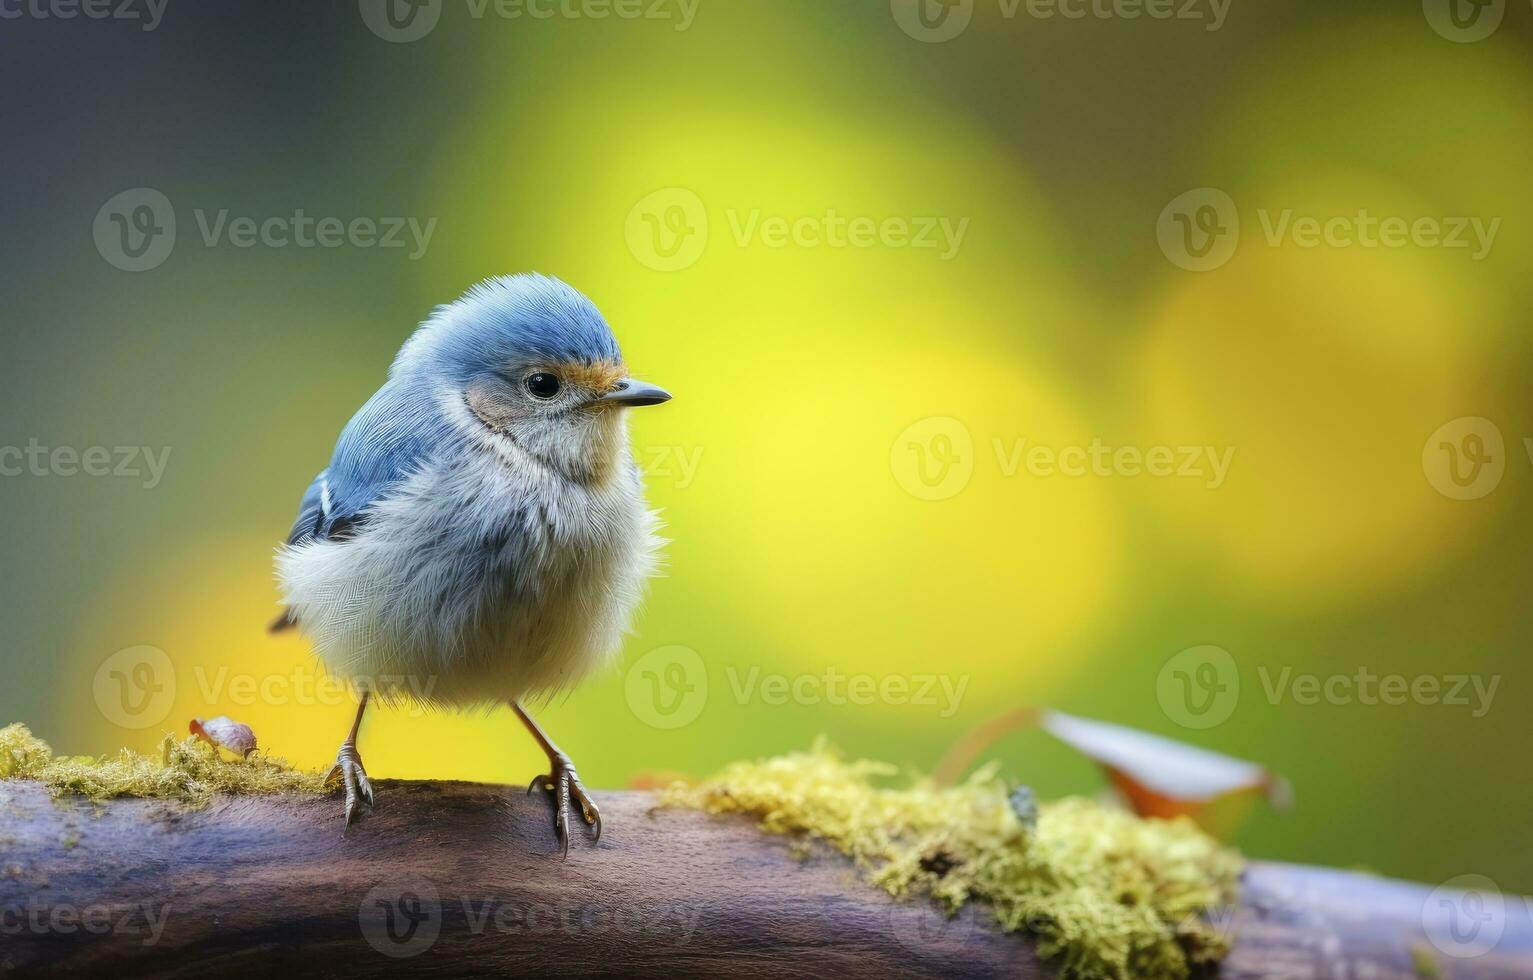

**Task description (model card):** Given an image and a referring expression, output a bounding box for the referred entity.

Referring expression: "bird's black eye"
[525,373,561,399]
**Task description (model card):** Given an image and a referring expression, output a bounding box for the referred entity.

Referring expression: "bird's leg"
[514,701,601,859]
[325,692,374,834]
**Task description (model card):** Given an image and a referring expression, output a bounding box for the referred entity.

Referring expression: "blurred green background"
[2,1,1530,891]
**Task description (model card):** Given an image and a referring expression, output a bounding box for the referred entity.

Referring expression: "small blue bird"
[271,273,670,853]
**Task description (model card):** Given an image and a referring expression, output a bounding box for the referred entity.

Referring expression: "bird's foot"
[325,740,375,835]
[527,754,601,859]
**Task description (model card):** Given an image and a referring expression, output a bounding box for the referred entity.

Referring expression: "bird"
[270,273,670,855]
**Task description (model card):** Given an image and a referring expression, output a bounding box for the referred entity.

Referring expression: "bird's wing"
[273,382,448,631]
[284,381,447,546]
[280,464,384,547]
[282,469,332,547]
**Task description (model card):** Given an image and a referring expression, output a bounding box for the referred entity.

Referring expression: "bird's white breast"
[276,437,663,708]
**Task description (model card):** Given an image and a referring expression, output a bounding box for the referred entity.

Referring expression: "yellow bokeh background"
[3,2,1530,891]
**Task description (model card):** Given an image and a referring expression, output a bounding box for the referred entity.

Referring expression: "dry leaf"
[936,707,1289,838]
[1040,711,1291,834]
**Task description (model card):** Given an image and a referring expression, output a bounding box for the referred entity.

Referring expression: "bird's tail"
[268,608,299,634]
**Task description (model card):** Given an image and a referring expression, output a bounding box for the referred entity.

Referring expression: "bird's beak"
[598,379,671,408]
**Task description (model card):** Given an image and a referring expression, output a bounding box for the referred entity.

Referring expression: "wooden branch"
[1,780,1528,978]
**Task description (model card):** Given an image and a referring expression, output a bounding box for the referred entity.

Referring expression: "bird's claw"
[325,740,374,836]
[528,755,601,859]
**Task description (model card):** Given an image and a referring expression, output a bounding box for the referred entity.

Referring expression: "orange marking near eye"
[556,359,626,393]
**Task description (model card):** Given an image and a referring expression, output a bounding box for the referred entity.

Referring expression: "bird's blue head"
[395,273,670,482]
[396,273,624,377]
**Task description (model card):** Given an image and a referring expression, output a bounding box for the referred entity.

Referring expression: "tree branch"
[0,781,1526,978]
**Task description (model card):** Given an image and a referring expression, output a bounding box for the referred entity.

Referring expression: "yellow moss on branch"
[663,744,1243,980]
[0,723,327,808]
[2,724,1241,976]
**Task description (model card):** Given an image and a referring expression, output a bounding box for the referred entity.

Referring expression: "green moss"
[0,723,327,808]
[664,743,1243,980]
